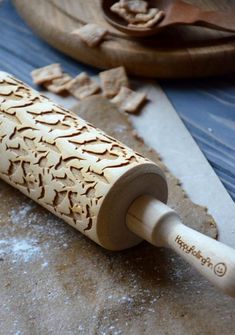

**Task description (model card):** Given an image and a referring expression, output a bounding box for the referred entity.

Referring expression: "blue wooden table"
[1,0,234,201]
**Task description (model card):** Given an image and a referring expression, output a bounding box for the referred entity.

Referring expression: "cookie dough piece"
[111,86,147,113]
[129,10,165,28]
[71,24,108,47]
[111,2,136,22]
[131,8,159,23]
[31,64,63,85]
[111,2,158,24]
[44,73,72,94]
[120,0,148,14]
[100,66,129,98]
[66,72,100,100]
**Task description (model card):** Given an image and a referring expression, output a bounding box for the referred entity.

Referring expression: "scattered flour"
[10,201,36,226]
[41,261,48,268]
[114,124,128,133]
[0,237,41,262]
[2,199,72,264]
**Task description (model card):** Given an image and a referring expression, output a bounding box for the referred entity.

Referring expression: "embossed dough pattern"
[0,72,167,250]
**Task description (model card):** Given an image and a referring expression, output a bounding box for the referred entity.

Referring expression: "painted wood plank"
[160,79,235,200]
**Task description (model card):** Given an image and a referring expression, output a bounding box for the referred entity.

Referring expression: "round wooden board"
[13,0,235,78]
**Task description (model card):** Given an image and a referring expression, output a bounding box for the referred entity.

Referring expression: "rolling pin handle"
[126,195,235,298]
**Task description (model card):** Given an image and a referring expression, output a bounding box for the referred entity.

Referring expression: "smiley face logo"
[214,263,227,277]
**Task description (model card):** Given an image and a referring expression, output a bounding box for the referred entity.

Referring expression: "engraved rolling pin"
[0,71,235,298]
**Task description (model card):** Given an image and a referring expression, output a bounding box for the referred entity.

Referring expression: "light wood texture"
[13,0,235,78]
[127,195,235,297]
[0,71,167,250]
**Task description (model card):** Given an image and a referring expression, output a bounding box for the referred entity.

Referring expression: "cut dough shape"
[111,3,158,24]
[44,73,72,94]
[66,72,100,100]
[111,86,147,113]
[111,2,136,22]
[129,10,165,28]
[120,0,148,14]
[31,64,63,85]
[131,8,159,23]
[99,66,129,98]
[111,1,164,27]
[71,24,108,47]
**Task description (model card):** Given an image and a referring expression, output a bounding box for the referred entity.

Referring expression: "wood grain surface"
[13,0,235,78]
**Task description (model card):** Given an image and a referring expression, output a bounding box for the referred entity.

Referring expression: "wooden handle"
[194,10,235,34]
[127,195,235,298]
[162,1,235,34]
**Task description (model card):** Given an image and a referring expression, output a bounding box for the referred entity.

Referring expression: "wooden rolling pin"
[0,71,234,298]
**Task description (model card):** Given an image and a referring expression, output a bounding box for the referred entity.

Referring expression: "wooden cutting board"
[13,0,235,78]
